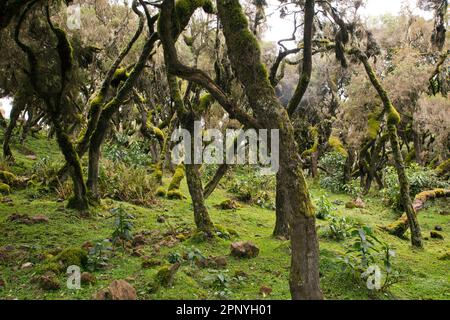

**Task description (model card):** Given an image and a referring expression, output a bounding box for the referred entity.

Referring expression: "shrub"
[326,215,354,241]
[227,169,275,209]
[319,152,346,193]
[315,194,335,220]
[99,159,156,206]
[103,133,151,167]
[382,163,448,210]
[110,206,134,247]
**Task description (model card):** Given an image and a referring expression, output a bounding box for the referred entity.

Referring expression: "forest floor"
[0,133,449,300]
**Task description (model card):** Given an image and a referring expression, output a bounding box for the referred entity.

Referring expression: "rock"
[31,214,49,224]
[8,213,32,225]
[81,241,94,251]
[38,273,60,291]
[132,235,147,247]
[93,280,137,300]
[156,215,166,223]
[131,248,144,257]
[439,210,449,216]
[155,263,180,287]
[345,201,356,209]
[214,256,228,268]
[81,272,96,285]
[354,198,366,208]
[25,155,37,160]
[430,231,444,240]
[230,241,260,259]
[196,256,228,269]
[142,258,162,269]
[260,285,272,297]
[218,199,239,210]
[434,225,443,232]
[345,198,366,209]
[21,262,33,269]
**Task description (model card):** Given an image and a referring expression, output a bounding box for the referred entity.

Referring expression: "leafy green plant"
[167,251,183,264]
[315,194,335,220]
[326,215,354,241]
[227,169,275,209]
[87,240,112,271]
[343,179,363,198]
[339,226,400,292]
[110,206,134,247]
[204,270,233,299]
[103,132,151,167]
[319,152,346,193]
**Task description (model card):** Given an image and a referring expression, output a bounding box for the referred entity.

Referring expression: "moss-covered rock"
[0,171,17,185]
[218,199,239,210]
[53,247,88,271]
[155,263,180,287]
[167,189,184,200]
[435,159,450,178]
[156,187,167,197]
[0,183,11,195]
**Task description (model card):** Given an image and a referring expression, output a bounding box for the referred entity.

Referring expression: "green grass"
[0,133,449,300]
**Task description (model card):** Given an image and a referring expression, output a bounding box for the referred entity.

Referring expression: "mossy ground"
[0,133,448,300]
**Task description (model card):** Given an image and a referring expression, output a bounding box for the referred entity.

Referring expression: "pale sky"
[0,0,435,118]
[264,0,433,42]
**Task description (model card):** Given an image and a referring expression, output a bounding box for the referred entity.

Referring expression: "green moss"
[196,94,214,113]
[151,169,163,184]
[168,164,185,191]
[435,159,450,178]
[367,112,381,140]
[151,126,165,142]
[38,262,61,275]
[387,104,401,126]
[0,170,17,185]
[111,68,129,87]
[301,126,319,158]
[328,136,348,157]
[155,265,173,286]
[214,224,231,239]
[167,189,184,200]
[156,186,167,197]
[53,247,88,271]
[0,183,11,195]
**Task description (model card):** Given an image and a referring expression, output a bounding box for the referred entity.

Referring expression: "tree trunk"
[274,171,290,239]
[352,48,423,248]
[217,0,323,299]
[3,101,24,161]
[204,163,229,199]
